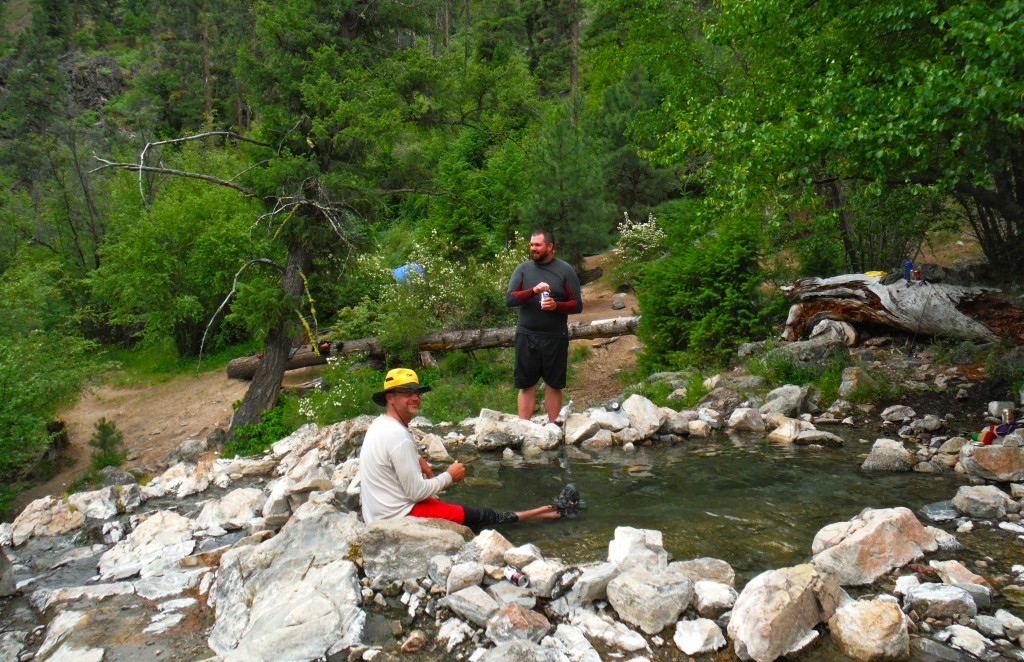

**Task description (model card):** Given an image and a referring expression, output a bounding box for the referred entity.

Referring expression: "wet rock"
[767,419,810,443]
[621,394,663,439]
[910,637,976,661]
[811,507,937,586]
[911,415,943,433]
[996,609,1024,640]
[688,419,712,437]
[861,438,915,471]
[485,602,551,644]
[607,566,692,634]
[727,564,841,662]
[959,443,1024,482]
[674,618,727,655]
[441,585,500,627]
[607,526,668,572]
[903,583,978,619]
[30,582,135,612]
[951,484,1017,519]
[828,597,909,661]
[98,466,137,486]
[11,496,85,546]
[919,501,958,522]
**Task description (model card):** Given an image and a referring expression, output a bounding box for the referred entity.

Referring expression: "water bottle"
[558,399,573,421]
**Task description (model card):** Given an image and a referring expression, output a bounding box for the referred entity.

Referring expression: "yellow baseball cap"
[372,368,431,406]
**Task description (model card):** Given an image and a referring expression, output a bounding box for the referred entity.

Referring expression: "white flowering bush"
[616,212,667,262]
[297,353,379,423]
[331,230,524,363]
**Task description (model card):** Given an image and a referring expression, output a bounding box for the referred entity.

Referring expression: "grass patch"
[102,338,260,386]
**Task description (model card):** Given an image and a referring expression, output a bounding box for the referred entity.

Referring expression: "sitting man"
[359,368,573,528]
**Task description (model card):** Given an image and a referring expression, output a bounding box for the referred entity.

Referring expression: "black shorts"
[514,333,569,389]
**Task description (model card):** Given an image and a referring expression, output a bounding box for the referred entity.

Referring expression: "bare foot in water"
[515,504,561,521]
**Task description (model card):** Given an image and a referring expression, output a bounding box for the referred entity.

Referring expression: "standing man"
[360,368,563,526]
[506,229,583,423]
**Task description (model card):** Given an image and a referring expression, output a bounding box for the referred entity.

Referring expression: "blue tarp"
[392,263,425,282]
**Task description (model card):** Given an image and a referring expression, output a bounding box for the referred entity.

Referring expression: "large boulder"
[473,412,560,451]
[828,598,909,661]
[810,507,937,586]
[606,567,693,635]
[621,394,663,439]
[727,564,841,662]
[207,502,364,661]
[951,485,1017,519]
[759,385,810,417]
[359,517,471,589]
[11,496,85,546]
[861,439,915,472]
[959,443,1024,482]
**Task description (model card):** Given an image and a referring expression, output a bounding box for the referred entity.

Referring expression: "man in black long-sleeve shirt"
[505,230,583,422]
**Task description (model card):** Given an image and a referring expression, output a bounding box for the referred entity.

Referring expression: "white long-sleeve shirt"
[359,414,452,523]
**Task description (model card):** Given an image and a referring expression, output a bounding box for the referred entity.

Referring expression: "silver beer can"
[503,566,529,588]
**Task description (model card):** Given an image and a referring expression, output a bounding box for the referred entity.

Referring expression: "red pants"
[408,497,465,524]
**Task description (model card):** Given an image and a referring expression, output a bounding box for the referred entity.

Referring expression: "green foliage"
[638,217,784,369]
[223,396,300,458]
[330,232,522,361]
[986,346,1024,401]
[0,255,101,482]
[88,417,125,470]
[520,98,615,266]
[622,370,707,409]
[92,148,269,356]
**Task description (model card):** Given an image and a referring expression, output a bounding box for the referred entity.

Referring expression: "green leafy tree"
[92,148,269,355]
[656,0,1024,274]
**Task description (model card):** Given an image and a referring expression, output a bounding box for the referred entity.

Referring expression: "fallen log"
[782,275,1024,344]
[226,316,641,380]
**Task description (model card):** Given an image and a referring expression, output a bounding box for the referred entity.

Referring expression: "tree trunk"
[230,241,312,430]
[227,315,641,380]
[782,274,1024,344]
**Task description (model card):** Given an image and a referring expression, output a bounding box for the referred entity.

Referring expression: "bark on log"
[226,316,641,380]
[782,275,1024,344]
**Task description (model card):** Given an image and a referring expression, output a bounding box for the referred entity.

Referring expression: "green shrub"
[611,212,668,285]
[88,418,125,470]
[224,397,300,458]
[638,217,784,369]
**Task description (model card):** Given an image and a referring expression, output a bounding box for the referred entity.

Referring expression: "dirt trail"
[15,255,640,513]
